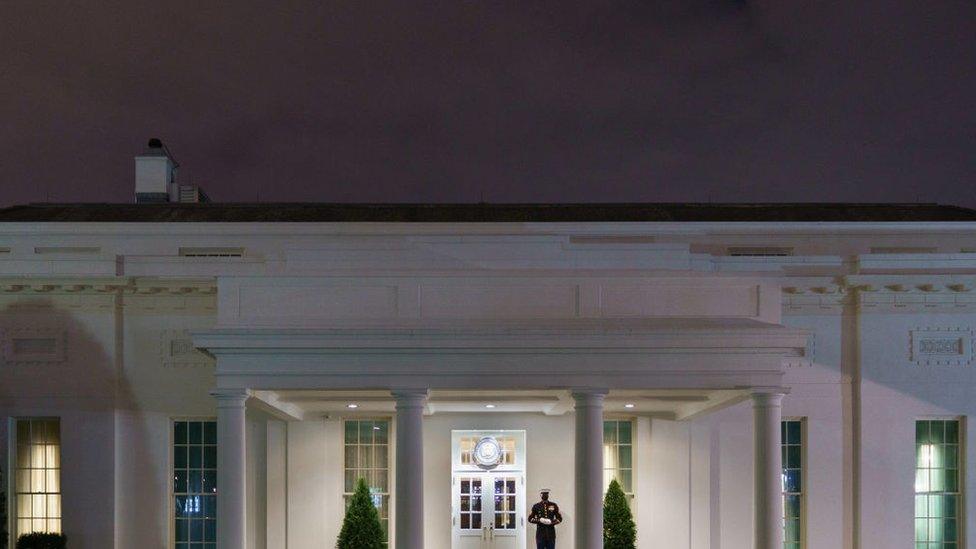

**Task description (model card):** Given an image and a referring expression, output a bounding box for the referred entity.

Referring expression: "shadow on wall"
[0,299,145,549]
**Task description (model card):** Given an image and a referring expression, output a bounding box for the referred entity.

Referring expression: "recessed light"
[347,403,359,409]
[485,404,496,409]
[624,403,635,409]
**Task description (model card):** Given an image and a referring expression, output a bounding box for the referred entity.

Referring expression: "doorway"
[451,430,526,549]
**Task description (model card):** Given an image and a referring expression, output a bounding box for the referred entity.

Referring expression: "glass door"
[452,473,524,548]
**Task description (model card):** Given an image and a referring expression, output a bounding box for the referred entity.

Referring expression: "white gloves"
[539,518,552,525]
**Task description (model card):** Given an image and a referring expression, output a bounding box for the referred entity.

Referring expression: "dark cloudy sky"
[1,1,974,206]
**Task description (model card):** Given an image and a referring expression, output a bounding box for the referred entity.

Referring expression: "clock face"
[473,436,502,469]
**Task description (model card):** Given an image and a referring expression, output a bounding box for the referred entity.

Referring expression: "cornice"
[781,275,976,314]
[0,277,216,296]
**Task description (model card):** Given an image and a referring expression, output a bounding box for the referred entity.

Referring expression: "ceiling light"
[624,403,635,409]
[347,403,359,409]
[485,404,496,409]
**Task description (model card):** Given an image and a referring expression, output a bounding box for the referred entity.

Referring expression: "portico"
[195,318,805,549]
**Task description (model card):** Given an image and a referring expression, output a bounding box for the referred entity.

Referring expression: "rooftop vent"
[727,246,794,257]
[869,246,937,254]
[135,138,207,204]
[179,247,245,258]
[34,246,101,255]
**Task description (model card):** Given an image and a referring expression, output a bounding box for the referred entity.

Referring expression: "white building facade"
[2,200,976,549]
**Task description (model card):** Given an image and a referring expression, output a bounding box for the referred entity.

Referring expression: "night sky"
[1,1,974,206]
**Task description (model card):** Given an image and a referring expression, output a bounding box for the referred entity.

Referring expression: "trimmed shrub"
[16,532,68,549]
[336,477,385,549]
[603,479,636,549]
[15,533,67,549]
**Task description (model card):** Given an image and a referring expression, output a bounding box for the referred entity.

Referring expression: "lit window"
[459,435,516,466]
[915,419,962,548]
[173,420,217,548]
[344,419,391,543]
[781,420,803,549]
[603,420,633,497]
[14,419,61,537]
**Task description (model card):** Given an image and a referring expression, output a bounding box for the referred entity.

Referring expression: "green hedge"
[15,533,67,549]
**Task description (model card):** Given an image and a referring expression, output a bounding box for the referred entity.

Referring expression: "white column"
[753,390,786,549]
[212,388,250,549]
[573,388,608,549]
[393,389,428,549]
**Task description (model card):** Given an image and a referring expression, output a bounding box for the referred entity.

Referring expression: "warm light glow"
[485,404,496,409]
[624,403,635,409]
[347,403,359,409]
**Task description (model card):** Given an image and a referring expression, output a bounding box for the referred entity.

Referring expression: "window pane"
[15,419,62,537]
[603,420,635,497]
[618,421,632,444]
[174,421,217,546]
[344,419,391,544]
[915,419,962,548]
[781,420,804,549]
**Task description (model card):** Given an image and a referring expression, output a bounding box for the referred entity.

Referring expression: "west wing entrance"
[451,430,526,549]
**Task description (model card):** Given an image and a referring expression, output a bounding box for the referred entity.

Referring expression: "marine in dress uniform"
[527,488,562,549]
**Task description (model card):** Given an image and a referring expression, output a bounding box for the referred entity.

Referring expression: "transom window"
[603,420,634,497]
[781,420,803,549]
[459,436,516,466]
[344,419,391,543]
[14,419,62,537]
[915,419,962,548]
[173,420,217,549]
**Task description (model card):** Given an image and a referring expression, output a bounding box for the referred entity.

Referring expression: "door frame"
[451,430,527,549]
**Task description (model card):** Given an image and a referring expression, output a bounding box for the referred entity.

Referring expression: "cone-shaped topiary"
[603,478,636,549]
[336,477,385,549]
[15,533,66,549]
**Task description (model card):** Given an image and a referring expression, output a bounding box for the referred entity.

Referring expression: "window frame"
[10,417,62,539]
[914,417,966,549]
[170,417,218,549]
[342,417,393,545]
[781,417,806,549]
[602,418,636,500]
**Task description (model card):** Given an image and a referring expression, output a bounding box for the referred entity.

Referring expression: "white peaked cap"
[539,487,551,493]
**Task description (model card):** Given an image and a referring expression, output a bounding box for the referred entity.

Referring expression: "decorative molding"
[159,329,214,369]
[2,327,66,365]
[0,278,216,296]
[783,277,976,314]
[910,327,974,367]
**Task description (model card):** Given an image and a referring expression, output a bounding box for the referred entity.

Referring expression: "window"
[915,419,962,548]
[603,420,633,497]
[14,419,61,537]
[173,420,217,549]
[782,420,803,549]
[344,419,390,543]
[459,435,516,466]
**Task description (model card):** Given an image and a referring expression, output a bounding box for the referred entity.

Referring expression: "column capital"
[210,388,251,407]
[749,387,789,407]
[571,388,609,406]
[391,389,429,409]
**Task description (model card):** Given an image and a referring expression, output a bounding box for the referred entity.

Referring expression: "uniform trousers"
[536,540,555,549]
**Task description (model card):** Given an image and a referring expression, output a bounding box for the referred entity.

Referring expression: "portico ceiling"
[252,388,748,421]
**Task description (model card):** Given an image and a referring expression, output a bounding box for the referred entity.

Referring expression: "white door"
[452,472,524,549]
[451,430,526,549]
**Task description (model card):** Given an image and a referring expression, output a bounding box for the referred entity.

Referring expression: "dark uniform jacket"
[528,500,563,541]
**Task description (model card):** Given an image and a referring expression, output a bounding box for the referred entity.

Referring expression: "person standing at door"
[528,488,562,549]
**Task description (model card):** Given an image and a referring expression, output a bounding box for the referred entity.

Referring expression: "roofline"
[1,220,976,237]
